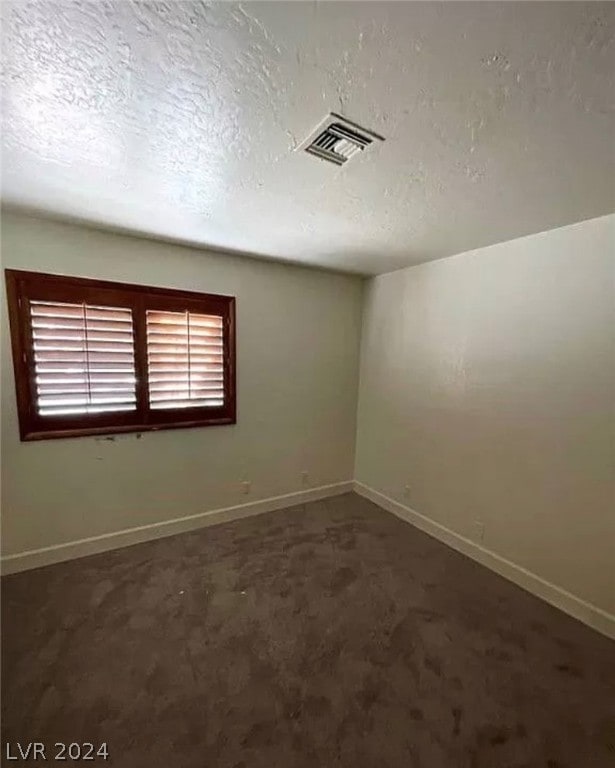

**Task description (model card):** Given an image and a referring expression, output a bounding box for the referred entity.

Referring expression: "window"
[5,270,236,440]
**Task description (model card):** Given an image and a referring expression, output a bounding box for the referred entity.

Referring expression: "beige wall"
[3,210,613,621]
[356,215,615,616]
[1,211,363,556]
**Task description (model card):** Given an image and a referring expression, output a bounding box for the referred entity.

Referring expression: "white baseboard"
[354,481,615,641]
[1,481,353,576]
[5,479,614,641]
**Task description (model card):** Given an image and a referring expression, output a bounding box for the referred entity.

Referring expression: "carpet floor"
[2,492,614,768]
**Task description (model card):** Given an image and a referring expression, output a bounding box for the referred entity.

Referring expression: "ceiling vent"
[298,113,384,166]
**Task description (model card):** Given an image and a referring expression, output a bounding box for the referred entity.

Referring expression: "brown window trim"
[5,269,236,441]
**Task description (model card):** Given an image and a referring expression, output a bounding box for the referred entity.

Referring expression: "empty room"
[1,1,614,766]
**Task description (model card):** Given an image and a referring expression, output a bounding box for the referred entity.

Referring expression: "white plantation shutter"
[146,309,225,409]
[30,300,137,416]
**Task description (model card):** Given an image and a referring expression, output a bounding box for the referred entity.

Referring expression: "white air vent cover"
[298,113,384,166]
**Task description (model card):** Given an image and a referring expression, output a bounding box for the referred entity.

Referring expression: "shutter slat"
[147,327,223,339]
[148,367,223,374]
[147,354,223,364]
[32,319,133,332]
[146,312,222,329]
[35,354,136,365]
[36,373,137,384]
[34,342,134,353]
[33,328,133,342]
[31,303,133,323]
[35,363,136,373]
[148,373,223,383]
[147,344,223,354]
[39,404,136,416]
[149,389,224,398]
[37,385,137,395]
[37,394,137,406]
[146,336,223,346]
[29,300,137,417]
[149,382,223,391]
[149,392,223,401]
[150,399,224,410]
[146,309,226,411]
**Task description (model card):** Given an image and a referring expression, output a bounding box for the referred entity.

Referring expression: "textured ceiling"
[2,1,614,274]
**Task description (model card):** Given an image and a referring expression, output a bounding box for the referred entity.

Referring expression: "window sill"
[20,416,236,442]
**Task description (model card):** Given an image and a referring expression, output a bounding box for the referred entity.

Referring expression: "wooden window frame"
[5,269,236,441]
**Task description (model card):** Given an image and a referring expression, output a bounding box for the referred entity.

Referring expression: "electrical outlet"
[301,471,309,486]
[403,484,411,498]
[241,481,251,495]
[473,520,485,542]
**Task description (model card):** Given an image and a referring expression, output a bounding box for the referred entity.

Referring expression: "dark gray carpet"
[2,492,614,767]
